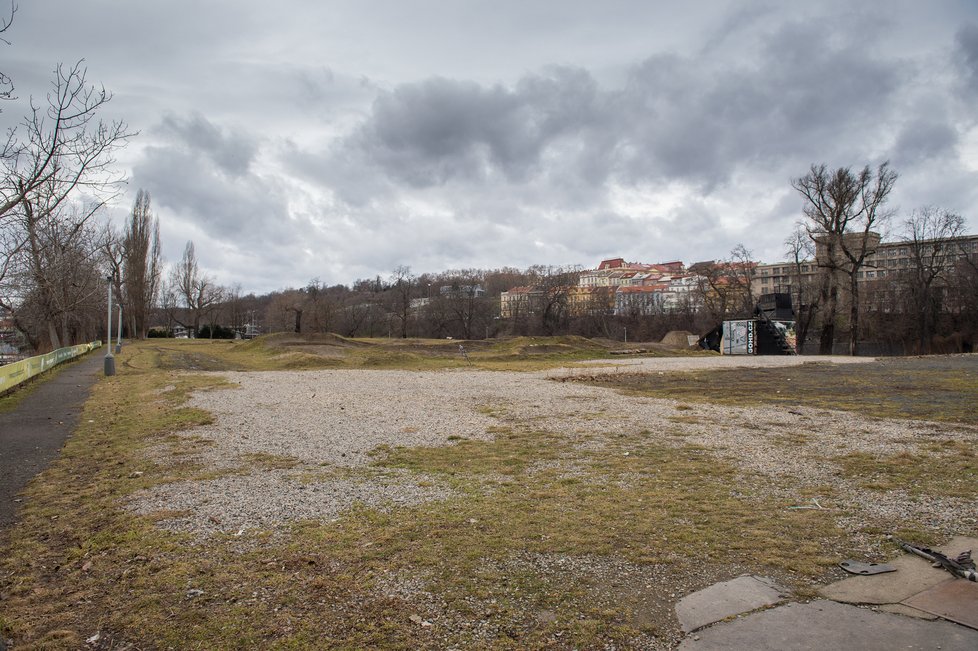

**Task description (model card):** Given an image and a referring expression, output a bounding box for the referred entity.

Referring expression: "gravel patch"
[184,369,503,468]
[129,355,977,540]
[129,468,453,537]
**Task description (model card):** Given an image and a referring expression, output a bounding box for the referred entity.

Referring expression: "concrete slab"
[675,575,784,633]
[819,553,953,605]
[943,536,978,557]
[877,603,938,620]
[678,599,978,651]
[903,580,978,630]
[820,536,978,606]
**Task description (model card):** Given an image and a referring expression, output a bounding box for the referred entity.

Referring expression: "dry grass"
[1,342,975,649]
[137,333,707,374]
[575,356,978,426]
[834,440,978,497]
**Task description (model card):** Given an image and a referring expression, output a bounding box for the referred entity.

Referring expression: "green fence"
[0,341,102,394]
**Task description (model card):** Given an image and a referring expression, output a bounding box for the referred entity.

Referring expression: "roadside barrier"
[0,341,102,394]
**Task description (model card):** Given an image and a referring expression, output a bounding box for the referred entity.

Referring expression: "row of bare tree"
[1,4,968,359]
[257,265,585,341]
[0,6,148,352]
[789,162,975,355]
[143,183,976,354]
[239,162,975,354]
[246,260,751,343]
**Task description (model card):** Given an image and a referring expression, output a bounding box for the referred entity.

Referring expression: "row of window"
[756,240,978,276]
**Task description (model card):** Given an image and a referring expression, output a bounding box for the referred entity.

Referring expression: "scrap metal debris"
[839,560,897,575]
[788,498,829,510]
[888,535,977,582]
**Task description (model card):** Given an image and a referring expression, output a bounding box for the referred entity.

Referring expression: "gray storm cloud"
[319,17,911,202]
[159,113,260,178]
[9,1,972,291]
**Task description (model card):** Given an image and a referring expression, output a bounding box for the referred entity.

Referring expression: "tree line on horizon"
[162,163,977,356]
[0,3,975,356]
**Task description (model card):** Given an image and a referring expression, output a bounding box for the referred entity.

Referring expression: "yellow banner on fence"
[0,341,101,394]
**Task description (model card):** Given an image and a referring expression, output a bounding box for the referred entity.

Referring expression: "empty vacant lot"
[1,339,976,650]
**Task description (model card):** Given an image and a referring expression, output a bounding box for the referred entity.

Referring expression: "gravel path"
[127,354,978,542]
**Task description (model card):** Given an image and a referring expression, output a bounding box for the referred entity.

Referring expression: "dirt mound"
[660,330,696,349]
[258,333,369,349]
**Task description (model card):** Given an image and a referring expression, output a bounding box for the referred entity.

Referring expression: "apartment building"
[614,285,666,315]
[579,258,686,288]
[439,284,486,298]
[751,232,978,298]
[499,286,544,319]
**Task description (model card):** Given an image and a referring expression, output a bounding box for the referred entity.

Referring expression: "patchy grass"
[136,334,698,374]
[373,433,846,574]
[1,342,972,649]
[0,342,237,649]
[574,356,978,425]
[278,432,850,648]
[834,440,978,497]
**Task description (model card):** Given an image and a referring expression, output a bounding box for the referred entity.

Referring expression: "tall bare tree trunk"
[123,190,162,339]
[818,275,837,355]
[47,321,62,351]
[849,275,860,356]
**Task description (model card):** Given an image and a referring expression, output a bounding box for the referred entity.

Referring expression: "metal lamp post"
[115,303,123,354]
[104,275,115,376]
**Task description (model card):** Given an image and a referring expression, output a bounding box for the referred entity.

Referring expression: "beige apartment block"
[751,233,978,299]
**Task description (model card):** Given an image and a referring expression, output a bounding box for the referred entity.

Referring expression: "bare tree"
[339,294,371,337]
[304,280,343,334]
[388,265,415,338]
[168,241,222,335]
[0,3,16,106]
[898,207,965,352]
[691,246,755,323]
[1,200,108,350]
[535,266,578,335]
[122,189,162,339]
[727,244,756,315]
[1,61,132,224]
[277,288,307,333]
[948,237,978,349]
[0,55,131,350]
[101,224,124,316]
[439,277,491,339]
[784,228,818,353]
[222,282,244,334]
[792,162,897,354]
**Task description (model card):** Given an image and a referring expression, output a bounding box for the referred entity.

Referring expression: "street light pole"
[104,275,115,376]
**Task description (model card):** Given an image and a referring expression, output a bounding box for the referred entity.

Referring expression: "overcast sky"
[5,1,978,293]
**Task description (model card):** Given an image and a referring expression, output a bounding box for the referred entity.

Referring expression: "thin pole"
[104,277,115,376]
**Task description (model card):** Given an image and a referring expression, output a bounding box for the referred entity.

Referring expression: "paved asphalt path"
[0,351,104,528]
